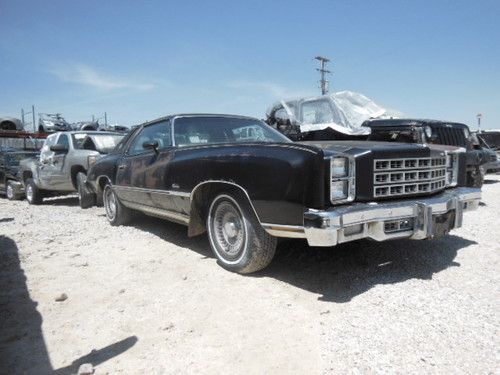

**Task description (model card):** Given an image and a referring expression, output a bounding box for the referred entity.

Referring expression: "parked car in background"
[0,148,38,200]
[83,114,480,274]
[98,124,130,133]
[266,91,398,141]
[475,131,500,174]
[38,113,72,133]
[363,119,490,187]
[71,121,100,131]
[0,116,23,132]
[19,131,124,206]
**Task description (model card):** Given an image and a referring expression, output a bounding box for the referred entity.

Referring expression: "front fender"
[170,143,326,226]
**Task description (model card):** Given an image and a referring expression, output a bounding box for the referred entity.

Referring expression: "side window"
[128,121,171,156]
[56,134,69,148]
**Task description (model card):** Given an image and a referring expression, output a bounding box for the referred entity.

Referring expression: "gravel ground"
[0,176,499,374]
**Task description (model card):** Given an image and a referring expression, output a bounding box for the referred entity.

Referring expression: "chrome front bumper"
[301,188,481,247]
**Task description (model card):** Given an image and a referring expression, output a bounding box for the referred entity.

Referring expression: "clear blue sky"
[1,0,499,129]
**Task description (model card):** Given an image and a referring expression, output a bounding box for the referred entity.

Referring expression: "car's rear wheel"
[25,178,43,204]
[207,193,277,274]
[77,172,95,209]
[6,181,21,200]
[103,184,132,226]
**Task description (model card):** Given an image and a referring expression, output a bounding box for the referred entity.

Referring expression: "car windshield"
[173,117,290,147]
[5,153,37,167]
[72,134,124,153]
[368,129,421,143]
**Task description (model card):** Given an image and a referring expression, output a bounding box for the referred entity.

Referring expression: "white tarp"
[274,91,401,135]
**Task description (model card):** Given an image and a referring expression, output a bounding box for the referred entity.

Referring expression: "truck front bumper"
[297,188,480,247]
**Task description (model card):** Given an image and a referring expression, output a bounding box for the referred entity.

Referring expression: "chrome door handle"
[117,165,126,170]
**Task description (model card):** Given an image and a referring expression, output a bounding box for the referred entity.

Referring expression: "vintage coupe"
[84,114,481,273]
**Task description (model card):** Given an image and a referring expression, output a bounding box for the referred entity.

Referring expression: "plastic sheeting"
[269,91,401,135]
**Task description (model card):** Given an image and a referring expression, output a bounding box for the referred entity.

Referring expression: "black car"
[363,119,490,187]
[84,114,480,273]
[0,149,39,200]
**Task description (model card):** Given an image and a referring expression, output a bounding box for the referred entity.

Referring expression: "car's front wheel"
[207,193,277,274]
[25,178,43,204]
[6,181,21,200]
[103,184,132,226]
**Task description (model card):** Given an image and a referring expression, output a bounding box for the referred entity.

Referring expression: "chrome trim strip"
[190,180,263,223]
[120,200,190,225]
[113,185,191,197]
[261,224,306,238]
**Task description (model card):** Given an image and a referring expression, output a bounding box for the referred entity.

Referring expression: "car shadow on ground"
[260,235,477,302]
[129,216,477,303]
[0,235,138,374]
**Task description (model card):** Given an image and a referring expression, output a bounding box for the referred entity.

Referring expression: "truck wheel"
[77,172,95,209]
[103,184,132,226]
[207,193,277,274]
[6,181,21,200]
[25,178,43,205]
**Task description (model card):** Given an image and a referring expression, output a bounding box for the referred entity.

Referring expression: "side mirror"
[143,141,159,153]
[50,144,68,153]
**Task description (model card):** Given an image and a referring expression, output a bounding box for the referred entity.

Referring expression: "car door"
[115,120,176,210]
[39,133,70,189]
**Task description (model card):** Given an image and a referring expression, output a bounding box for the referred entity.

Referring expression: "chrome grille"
[374,157,446,198]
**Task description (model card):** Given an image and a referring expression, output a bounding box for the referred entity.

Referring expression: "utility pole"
[104,112,108,127]
[32,105,36,132]
[315,56,331,95]
[477,113,482,133]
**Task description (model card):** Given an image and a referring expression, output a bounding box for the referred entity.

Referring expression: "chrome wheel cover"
[26,184,33,202]
[104,187,117,221]
[211,199,245,260]
[6,184,14,199]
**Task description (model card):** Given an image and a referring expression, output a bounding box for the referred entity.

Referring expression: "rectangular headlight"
[88,155,99,167]
[331,157,348,177]
[331,180,348,200]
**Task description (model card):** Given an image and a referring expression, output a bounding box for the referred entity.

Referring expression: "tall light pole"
[477,113,482,133]
[315,56,331,95]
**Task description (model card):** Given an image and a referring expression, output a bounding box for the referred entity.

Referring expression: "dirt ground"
[1,176,499,374]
